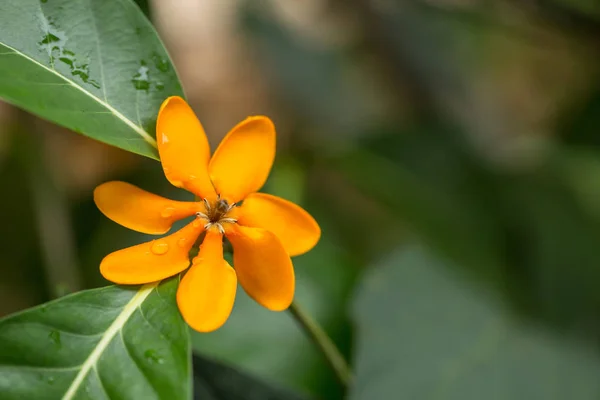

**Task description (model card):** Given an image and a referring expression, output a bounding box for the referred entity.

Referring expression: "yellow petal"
[94,181,201,234]
[177,231,237,332]
[209,116,275,203]
[225,224,294,311]
[156,96,217,199]
[100,218,204,284]
[237,193,321,256]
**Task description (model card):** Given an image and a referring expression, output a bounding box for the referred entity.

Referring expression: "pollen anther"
[196,197,237,234]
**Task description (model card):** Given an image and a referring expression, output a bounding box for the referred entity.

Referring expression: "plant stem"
[288,301,353,388]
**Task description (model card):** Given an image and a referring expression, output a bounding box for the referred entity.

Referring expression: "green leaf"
[0,277,190,400]
[192,355,308,400]
[0,0,184,159]
[351,246,600,400]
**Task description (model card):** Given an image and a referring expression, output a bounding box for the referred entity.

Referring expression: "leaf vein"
[136,305,175,347]
[0,365,81,372]
[119,330,161,399]
[93,365,110,400]
[61,283,157,400]
[0,42,157,149]
[5,320,105,338]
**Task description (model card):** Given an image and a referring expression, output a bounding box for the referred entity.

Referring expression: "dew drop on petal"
[161,207,175,218]
[161,133,169,144]
[177,238,187,248]
[151,241,169,255]
[192,219,202,228]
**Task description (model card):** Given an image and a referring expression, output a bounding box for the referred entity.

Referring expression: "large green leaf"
[350,246,600,399]
[0,277,190,400]
[0,0,184,159]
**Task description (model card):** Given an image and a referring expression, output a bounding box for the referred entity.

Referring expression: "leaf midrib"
[0,41,158,149]
[62,283,157,400]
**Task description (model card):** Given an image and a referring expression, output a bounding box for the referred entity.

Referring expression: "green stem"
[288,301,353,388]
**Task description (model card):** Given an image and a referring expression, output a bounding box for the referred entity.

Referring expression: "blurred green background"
[3,0,600,398]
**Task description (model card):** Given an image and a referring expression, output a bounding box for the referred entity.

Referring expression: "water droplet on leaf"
[152,52,170,72]
[47,376,55,385]
[37,16,100,90]
[151,241,169,255]
[48,330,61,348]
[145,349,165,364]
[132,63,150,91]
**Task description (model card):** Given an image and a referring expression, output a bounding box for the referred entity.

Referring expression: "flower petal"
[94,181,201,234]
[237,193,321,256]
[156,96,217,199]
[100,218,204,284]
[209,116,275,203]
[225,224,294,311]
[177,231,237,332]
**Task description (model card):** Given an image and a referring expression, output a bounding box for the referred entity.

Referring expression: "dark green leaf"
[0,0,184,159]
[192,354,308,400]
[351,246,600,399]
[0,277,190,400]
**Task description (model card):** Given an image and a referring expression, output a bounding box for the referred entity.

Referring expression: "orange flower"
[94,97,320,332]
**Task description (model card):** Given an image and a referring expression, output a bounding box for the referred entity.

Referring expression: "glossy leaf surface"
[0,0,184,159]
[0,277,190,400]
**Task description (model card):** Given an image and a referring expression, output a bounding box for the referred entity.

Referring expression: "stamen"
[196,212,209,220]
[199,196,237,232]
[203,198,211,213]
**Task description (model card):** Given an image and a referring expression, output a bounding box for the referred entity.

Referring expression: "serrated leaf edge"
[62,282,157,400]
[0,41,158,150]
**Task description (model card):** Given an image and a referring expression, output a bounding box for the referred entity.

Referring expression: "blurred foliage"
[192,354,308,400]
[351,246,600,399]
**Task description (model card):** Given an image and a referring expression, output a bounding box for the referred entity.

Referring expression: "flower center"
[196,197,237,234]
